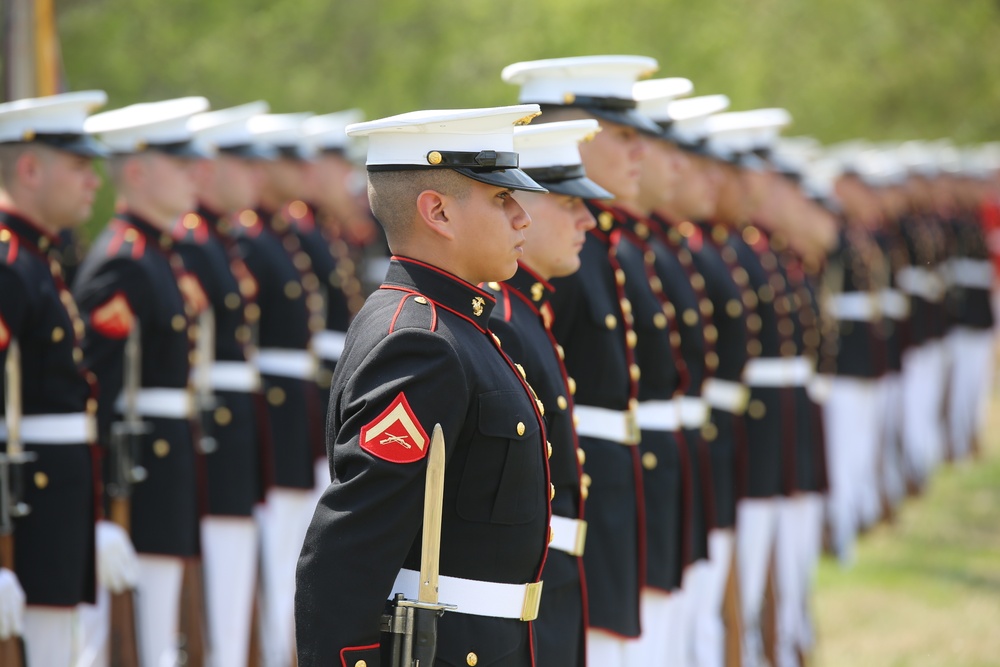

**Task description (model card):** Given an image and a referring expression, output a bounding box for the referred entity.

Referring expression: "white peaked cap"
[305,109,364,152]
[0,90,107,143]
[770,136,823,175]
[513,119,612,199]
[513,118,600,169]
[247,112,316,160]
[664,95,730,145]
[85,96,211,155]
[896,141,938,177]
[633,78,695,123]
[346,105,547,193]
[189,100,269,150]
[502,55,658,104]
[706,108,792,159]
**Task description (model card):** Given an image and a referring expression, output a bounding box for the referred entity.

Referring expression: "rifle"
[108,324,149,667]
[380,424,455,666]
[1,340,35,666]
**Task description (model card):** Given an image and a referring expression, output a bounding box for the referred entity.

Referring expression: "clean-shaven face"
[516,191,595,279]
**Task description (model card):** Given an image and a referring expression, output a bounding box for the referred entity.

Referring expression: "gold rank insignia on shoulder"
[471,296,485,317]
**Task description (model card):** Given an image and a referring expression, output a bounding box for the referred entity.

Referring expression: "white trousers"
[774,494,824,667]
[946,328,994,461]
[664,586,690,667]
[902,342,948,484]
[586,627,634,667]
[877,373,907,511]
[137,555,185,667]
[24,606,76,666]
[736,498,779,667]
[256,488,316,667]
[823,377,878,565]
[691,530,734,667]
[621,588,673,666]
[202,516,259,667]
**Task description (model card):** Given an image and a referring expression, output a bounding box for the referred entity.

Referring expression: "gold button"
[706,352,719,370]
[491,333,502,347]
[644,250,656,265]
[605,314,617,330]
[598,211,614,231]
[73,348,83,363]
[626,330,637,349]
[537,399,545,416]
[726,299,743,318]
[700,298,714,316]
[414,296,428,305]
[620,299,632,315]
[356,661,368,667]
[51,326,65,342]
[778,318,795,337]
[215,406,232,426]
[516,422,526,436]
[577,448,586,466]
[705,325,718,343]
[225,293,241,310]
[747,314,762,332]
[781,341,798,357]
[245,303,261,322]
[567,377,577,395]
[547,441,553,459]
[556,344,565,360]
[267,386,286,406]
[0,229,9,242]
[172,314,186,331]
[690,273,705,290]
[294,252,312,270]
[550,483,556,500]
[669,331,681,347]
[642,452,658,470]
[748,399,766,419]
[87,398,98,414]
[466,653,478,667]
[303,273,320,291]
[649,276,662,292]
[581,485,589,500]
[653,313,667,329]
[630,364,641,382]
[702,422,718,441]
[515,363,527,379]
[683,309,698,326]
[153,439,171,457]
[34,472,49,489]
[581,473,592,488]
[758,285,774,303]
[747,340,763,356]
[285,281,302,299]
[634,221,649,238]
[557,396,568,410]
[427,151,443,165]
[615,269,626,286]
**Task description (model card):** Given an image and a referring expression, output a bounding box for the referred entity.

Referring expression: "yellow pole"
[34,0,59,95]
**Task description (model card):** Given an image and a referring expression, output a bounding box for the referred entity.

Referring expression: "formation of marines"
[0,54,996,667]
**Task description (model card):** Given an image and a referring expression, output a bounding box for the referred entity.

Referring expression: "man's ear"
[415,189,455,240]
[15,149,44,189]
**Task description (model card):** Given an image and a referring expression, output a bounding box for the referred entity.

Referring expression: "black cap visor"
[524,164,612,199]
[142,140,213,160]
[455,166,547,193]
[19,133,110,158]
[275,144,315,162]
[587,107,663,136]
[218,143,278,161]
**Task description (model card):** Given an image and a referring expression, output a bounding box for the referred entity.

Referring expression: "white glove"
[0,567,25,640]
[97,520,139,593]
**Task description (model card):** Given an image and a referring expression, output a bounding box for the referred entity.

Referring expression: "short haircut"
[0,143,41,190]
[367,168,471,245]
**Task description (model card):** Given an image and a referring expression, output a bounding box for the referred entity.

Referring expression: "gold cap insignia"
[427,151,443,165]
[514,111,541,126]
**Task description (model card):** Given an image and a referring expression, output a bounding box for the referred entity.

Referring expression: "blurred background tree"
[5,0,1000,237]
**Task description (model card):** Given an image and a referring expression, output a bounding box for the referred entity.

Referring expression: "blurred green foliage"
[24,0,1000,238]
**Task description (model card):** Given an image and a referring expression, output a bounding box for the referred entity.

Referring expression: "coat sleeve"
[0,267,28,409]
[73,258,154,444]
[295,326,470,667]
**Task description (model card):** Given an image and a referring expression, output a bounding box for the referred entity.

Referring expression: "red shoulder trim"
[387,291,438,334]
[0,312,10,351]
[1,227,19,264]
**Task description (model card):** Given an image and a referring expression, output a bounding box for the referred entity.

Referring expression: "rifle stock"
[109,497,141,667]
[178,559,208,666]
[0,535,24,667]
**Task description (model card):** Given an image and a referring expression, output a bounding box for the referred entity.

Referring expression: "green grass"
[813,400,1000,667]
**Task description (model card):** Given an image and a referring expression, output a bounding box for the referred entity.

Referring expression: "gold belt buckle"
[624,407,640,445]
[520,581,544,621]
[572,520,588,557]
[734,386,751,415]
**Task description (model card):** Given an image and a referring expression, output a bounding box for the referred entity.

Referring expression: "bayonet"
[108,324,149,515]
[380,424,454,666]
[193,307,218,455]
[1,339,36,539]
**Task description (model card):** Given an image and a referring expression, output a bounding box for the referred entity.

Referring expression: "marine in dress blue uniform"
[74,96,213,667]
[483,119,611,667]
[0,91,114,666]
[295,105,552,667]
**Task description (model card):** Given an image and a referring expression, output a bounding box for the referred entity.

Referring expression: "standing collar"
[0,208,60,254]
[502,262,554,311]
[383,256,497,323]
[116,210,177,251]
[586,200,627,242]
